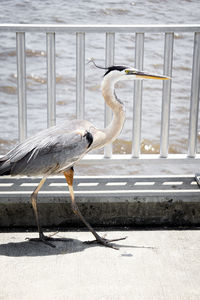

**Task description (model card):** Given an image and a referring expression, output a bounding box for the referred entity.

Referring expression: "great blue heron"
[0,64,169,249]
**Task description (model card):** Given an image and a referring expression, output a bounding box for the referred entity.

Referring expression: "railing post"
[76,32,85,119]
[160,32,174,157]
[46,32,56,127]
[132,33,144,158]
[16,32,27,142]
[104,32,115,158]
[188,32,200,158]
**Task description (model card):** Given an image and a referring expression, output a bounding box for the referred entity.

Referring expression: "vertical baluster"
[46,32,56,127]
[76,32,85,119]
[16,32,27,142]
[132,33,144,158]
[188,32,200,158]
[104,32,115,158]
[160,33,174,157]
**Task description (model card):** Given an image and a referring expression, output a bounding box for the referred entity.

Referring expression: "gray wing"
[0,122,93,176]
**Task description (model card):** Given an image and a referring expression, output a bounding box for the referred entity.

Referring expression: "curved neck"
[92,75,126,149]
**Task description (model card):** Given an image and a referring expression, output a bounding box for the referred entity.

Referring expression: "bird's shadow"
[0,237,86,257]
[0,235,154,257]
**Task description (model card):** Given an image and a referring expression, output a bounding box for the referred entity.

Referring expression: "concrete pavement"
[0,229,200,300]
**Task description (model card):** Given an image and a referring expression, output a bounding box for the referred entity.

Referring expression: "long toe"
[105,236,127,243]
[84,236,127,250]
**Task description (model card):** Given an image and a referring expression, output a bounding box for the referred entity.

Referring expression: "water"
[0,0,199,175]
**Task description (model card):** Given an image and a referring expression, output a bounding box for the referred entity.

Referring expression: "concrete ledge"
[0,175,200,227]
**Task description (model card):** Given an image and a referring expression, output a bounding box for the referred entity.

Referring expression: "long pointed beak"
[126,69,171,80]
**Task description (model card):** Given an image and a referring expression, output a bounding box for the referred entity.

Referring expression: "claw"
[83,236,127,250]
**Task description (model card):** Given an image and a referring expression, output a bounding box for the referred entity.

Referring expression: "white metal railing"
[0,24,200,166]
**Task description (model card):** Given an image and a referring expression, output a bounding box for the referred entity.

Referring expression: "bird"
[0,62,170,249]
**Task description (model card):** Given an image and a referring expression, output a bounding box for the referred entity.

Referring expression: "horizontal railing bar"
[80,154,200,165]
[0,153,199,162]
[0,154,199,164]
[0,173,196,179]
[1,24,200,33]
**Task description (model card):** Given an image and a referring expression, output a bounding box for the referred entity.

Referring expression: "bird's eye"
[125,69,135,75]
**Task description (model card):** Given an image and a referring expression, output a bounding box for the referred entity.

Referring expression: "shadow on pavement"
[0,237,87,257]
[0,233,155,257]
[0,240,154,257]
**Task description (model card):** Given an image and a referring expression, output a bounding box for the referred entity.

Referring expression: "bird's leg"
[27,177,55,247]
[31,177,46,237]
[64,169,126,250]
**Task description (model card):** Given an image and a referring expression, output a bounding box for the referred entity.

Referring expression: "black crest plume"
[88,59,126,76]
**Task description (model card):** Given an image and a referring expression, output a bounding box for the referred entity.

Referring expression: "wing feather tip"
[84,131,93,148]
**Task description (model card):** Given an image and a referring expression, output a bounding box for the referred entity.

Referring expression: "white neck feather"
[91,73,126,149]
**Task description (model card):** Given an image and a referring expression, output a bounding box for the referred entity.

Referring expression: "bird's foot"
[83,235,127,250]
[26,231,72,247]
[26,234,56,248]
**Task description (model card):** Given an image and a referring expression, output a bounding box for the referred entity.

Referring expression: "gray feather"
[0,119,94,176]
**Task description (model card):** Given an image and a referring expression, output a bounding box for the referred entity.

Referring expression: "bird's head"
[103,65,170,83]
